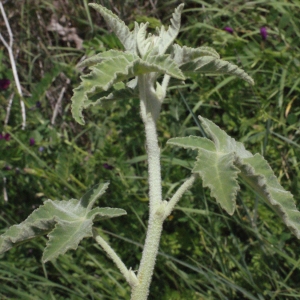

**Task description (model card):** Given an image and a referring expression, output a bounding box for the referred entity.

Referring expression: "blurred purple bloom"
[260,27,267,40]
[39,146,44,152]
[224,26,234,34]
[1,133,11,141]
[36,101,41,108]
[29,138,35,146]
[4,165,12,170]
[0,79,10,90]
[103,163,114,170]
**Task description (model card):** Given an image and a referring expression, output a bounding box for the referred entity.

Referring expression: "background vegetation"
[0,0,299,299]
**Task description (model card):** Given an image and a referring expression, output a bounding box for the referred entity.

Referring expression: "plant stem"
[132,75,196,299]
[93,228,136,286]
[138,75,162,214]
[131,75,164,299]
[164,174,197,219]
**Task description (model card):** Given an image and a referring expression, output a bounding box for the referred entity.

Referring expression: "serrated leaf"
[158,4,184,55]
[172,44,220,65]
[71,53,184,124]
[193,151,240,215]
[81,54,138,93]
[167,136,215,152]
[89,3,136,53]
[182,56,254,85]
[168,117,300,238]
[137,22,152,57]
[167,134,240,214]
[71,85,88,125]
[237,154,300,239]
[0,183,127,262]
[199,116,252,158]
[77,50,126,68]
[145,54,185,80]
[85,87,137,109]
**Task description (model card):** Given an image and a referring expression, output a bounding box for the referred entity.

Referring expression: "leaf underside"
[0,182,127,262]
[167,117,300,238]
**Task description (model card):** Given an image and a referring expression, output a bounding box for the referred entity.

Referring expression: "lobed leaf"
[157,4,184,55]
[168,134,240,215]
[167,116,300,237]
[71,53,184,124]
[145,54,185,80]
[77,50,127,68]
[172,44,220,65]
[193,151,240,215]
[167,136,215,152]
[237,154,300,239]
[71,85,88,125]
[199,116,252,158]
[0,183,127,262]
[83,86,137,110]
[137,22,152,57]
[80,54,138,93]
[89,3,136,53]
[182,56,254,85]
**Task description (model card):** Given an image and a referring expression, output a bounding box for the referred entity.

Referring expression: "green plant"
[1,3,299,300]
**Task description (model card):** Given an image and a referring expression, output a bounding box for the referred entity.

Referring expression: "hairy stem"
[131,75,164,300]
[164,174,197,219]
[138,75,162,214]
[93,228,137,286]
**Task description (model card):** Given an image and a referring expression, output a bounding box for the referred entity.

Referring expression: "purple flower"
[36,101,41,108]
[29,138,35,146]
[224,27,234,34]
[260,27,267,40]
[1,133,11,141]
[103,163,114,170]
[39,146,44,152]
[0,79,10,90]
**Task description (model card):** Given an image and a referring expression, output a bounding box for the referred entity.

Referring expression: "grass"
[0,0,299,299]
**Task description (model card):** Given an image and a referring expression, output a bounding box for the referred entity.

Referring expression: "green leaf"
[71,53,184,124]
[157,4,184,55]
[71,85,88,125]
[168,116,300,238]
[199,116,252,158]
[137,22,152,57]
[145,54,185,80]
[167,135,240,215]
[89,3,136,53]
[237,154,300,239]
[193,151,240,215]
[81,54,138,93]
[77,49,127,68]
[85,86,137,109]
[172,44,220,65]
[0,183,127,262]
[182,56,254,85]
[167,136,215,152]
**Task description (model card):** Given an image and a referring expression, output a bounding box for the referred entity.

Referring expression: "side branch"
[164,174,197,219]
[93,228,137,286]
